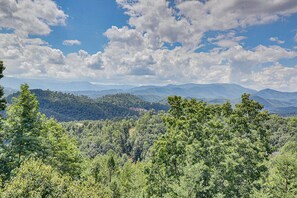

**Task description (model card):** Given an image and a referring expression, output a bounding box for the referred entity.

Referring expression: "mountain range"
[6,91,168,121]
[3,77,297,116]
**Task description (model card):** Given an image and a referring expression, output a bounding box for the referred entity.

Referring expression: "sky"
[1,0,297,91]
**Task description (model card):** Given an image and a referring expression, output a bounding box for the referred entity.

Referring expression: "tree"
[0,60,6,111]
[3,84,43,166]
[107,155,116,183]
[2,159,70,198]
[41,118,82,178]
[0,60,6,186]
[1,84,82,184]
[0,84,44,184]
[254,141,297,197]
[146,94,271,197]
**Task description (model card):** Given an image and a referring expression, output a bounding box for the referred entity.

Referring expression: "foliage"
[7,90,169,121]
[98,93,169,111]
[254,141,297,197]
[0,84,81,183]
[83,152,147,197]
[146,94,272,197]
[2,159,70,198]
[0,82,296,197]
[41,119,82,178]
[266,114,297,151]
[63,111,167,161]
[0,84,43,182]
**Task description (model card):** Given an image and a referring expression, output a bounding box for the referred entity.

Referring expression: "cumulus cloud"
[0,0,67,36]
[2,0,297,90]
[0,33,104,79]
[270,37,285,44]
[97,0,297,88]
[116,0,297,50]
[63,40,81,46]
[250,63,297,91]
[101,24,297,85]
[208,32,247,48]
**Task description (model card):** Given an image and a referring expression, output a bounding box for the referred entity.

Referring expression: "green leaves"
[2,84,43,173]
[41,119,82,178]
[0,84,82,183]
[147,94,271,197]
[254,141,297,197]
[0,83,295,197]
[2,159,71,198]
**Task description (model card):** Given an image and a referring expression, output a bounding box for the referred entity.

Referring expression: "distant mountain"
[69,89,125,98]
[254,89,297,101]
[6,90,168,121]
[251,89,297,115]
[129,83,256,99]
[71,83,256,101]
[97,93,168,111]
[3,87,17,97]
[2,77,134,92]
[4,78,297,116]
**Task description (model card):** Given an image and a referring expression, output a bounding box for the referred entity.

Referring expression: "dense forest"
[0,61,297,197]
[6,91,169,121]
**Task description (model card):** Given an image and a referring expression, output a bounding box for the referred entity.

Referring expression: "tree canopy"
[0,81,296,197]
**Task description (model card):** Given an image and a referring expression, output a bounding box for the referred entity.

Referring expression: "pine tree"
[0,60,5,112]
[4,84,43,166]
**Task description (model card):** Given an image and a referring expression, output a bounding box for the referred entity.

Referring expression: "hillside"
[6,83,297,116]
[6,90,169,121]
[4,87,17,97]
[70,83,256,100]
[97,93,168,111]
[129,83,256,99]
[251,89,297,115]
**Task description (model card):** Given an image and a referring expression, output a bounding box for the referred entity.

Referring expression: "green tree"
[0,60,6,111]
[0,84,43,183]
[254,141,297,198]
[2,159,70,198]
[107,155,116,183]
[67,178,111,198]
[266,115,297,151]
[0,60,6,186]
[41,119,82,178]
[117,161,147,198]
[1,84,82,184]
[87,153,120,186]
[4,84,43,164]
[147,94,271,197]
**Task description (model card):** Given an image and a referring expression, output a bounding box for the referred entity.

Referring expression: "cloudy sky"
[1,0,297,91]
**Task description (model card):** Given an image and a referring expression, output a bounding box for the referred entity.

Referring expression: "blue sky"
[43,0,129,54]
[1,0,297,91]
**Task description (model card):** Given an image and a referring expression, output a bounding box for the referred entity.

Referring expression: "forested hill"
[6,90,169,121]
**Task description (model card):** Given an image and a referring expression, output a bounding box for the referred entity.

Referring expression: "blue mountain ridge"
[3,77,297,116]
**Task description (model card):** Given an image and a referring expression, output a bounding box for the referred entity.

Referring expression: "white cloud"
[0,0,67,36]
[101,24,297,86]
[208,32,247,48]
[250,63,297,91]
[2,0,297,90]
[0,33,104,79]
[270,37,285,44]
[116,0,297,50]
[294,33,297,42]
[63,40,81,46]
